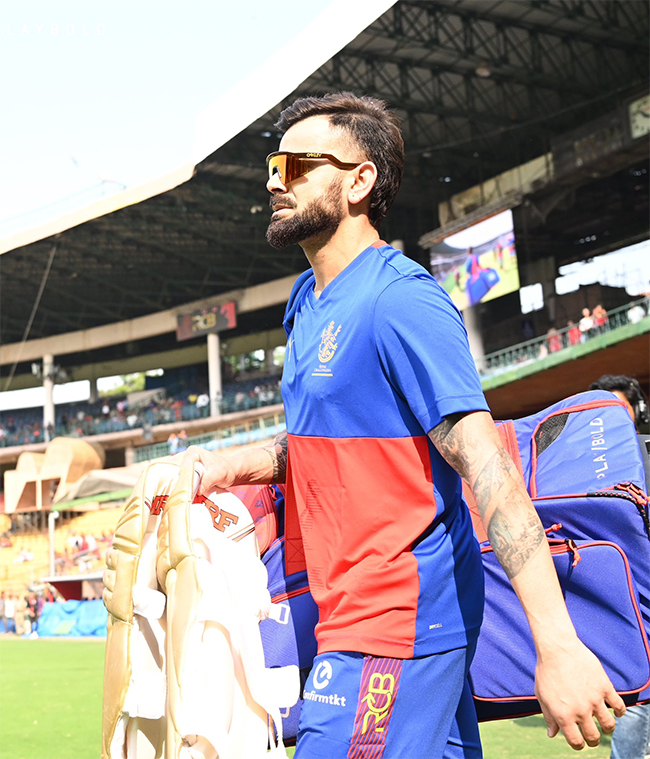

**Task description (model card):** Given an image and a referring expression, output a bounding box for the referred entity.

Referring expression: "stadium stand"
[482,297,649,377]
[0,374,283,447]
[0,1,647,641]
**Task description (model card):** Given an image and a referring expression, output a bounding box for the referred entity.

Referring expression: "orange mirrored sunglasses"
[266,151,361,185]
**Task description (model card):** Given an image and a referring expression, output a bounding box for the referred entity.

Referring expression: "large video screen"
[429,209,520,311]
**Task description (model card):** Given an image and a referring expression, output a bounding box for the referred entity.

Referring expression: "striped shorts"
[294,646,482,759]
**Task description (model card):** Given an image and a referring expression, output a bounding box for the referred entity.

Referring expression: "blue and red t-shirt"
[281,242,489,659]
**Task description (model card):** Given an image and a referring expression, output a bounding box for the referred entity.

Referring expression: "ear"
[347,161,377,206]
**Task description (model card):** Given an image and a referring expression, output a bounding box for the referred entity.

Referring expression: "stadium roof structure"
[1,0,648,378]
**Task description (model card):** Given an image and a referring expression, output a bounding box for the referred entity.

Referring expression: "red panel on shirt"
[286,434,438,658]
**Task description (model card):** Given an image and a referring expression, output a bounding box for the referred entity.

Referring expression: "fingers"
[179,447,205,472]
[180,445,206,469]
[594,697,618,735]
[546,697,623,750]
[179,446,234,494]
[553,718,586,751]
[579,714,602,748]
[607,690,627,719]
[541,708,559,739]
[541,706,588,750]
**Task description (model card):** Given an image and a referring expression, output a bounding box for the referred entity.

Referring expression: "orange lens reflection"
[267,153,307,184]
[266,152,360,184]
[267,153,288,182]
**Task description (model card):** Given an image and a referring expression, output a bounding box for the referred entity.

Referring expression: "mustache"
[269,195,296,212]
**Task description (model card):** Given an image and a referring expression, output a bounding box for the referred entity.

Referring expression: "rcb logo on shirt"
[313,321,342,377]
[318,321,342,362]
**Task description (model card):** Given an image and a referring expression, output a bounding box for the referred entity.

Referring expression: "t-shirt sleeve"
[374,275,489,433]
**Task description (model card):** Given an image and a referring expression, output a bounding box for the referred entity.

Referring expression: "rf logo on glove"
[194,493,240,532]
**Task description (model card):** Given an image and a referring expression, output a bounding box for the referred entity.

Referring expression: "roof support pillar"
[43,354,56,442]
[208,332,222,418]
[463,306,486,375]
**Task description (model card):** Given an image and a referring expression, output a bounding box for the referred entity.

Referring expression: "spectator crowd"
[483,295,648,375]
[537,298,647,359]
[0,376,283,448]
[0,586,57,637]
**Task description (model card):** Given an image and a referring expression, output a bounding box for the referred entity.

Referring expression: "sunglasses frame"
[266,151,361,185]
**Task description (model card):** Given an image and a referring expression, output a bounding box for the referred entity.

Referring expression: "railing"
[0,384,283,448]
[2,299,646,450]
[481,297,649,379]
[134,410,286,463]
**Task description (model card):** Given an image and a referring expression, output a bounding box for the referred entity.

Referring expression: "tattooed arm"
[429,410,624,750]
[261,432,289,484]
[429,411,546,580]
[180,431,288,492]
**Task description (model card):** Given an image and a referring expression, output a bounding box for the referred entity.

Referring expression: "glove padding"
[103,461,178,759]
[102,461,299,759]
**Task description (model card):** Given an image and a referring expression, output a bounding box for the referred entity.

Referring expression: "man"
[589,374,649,433]
[589,374,650,759]
[184,92,624,758]
[26,591,39,635]
[4,592,16,634]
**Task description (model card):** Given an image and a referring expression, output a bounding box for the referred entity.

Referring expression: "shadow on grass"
[512,715,612,747]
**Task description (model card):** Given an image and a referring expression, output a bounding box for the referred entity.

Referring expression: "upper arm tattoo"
[429,414,545,580]
[428,414,473,480]
[263,431,288,484]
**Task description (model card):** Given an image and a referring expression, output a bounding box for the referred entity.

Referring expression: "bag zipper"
[531,485,650,540]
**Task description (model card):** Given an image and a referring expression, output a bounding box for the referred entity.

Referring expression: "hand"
[535,637,626,750]
[180,446,237,495]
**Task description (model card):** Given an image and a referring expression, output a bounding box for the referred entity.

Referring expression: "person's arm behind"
[429,410,625,750]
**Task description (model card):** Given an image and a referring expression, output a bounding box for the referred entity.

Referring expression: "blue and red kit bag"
[233,484,317,743]
[242,390,650,727]
[466,390,650,719]
[471,536,650,720]
[259,533,319,743]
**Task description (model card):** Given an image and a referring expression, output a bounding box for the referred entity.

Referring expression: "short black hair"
[275,92,404,229]
[589,374,648,428]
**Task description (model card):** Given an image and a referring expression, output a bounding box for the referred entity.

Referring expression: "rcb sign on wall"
[176,301,237,341]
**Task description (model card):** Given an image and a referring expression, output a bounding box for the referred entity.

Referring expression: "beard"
[266,176,344,249]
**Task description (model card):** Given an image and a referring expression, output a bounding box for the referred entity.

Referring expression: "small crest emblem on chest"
[318,321,342,363]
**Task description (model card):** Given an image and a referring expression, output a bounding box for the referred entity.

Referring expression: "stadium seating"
[0,532,50,594]
[67,507,123,539]
[0,374,283,447]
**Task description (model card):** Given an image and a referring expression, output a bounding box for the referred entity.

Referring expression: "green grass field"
[0,637,613,759]
[0,638,104,759]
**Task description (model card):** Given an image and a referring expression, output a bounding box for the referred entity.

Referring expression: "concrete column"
[124,445,136,467]
[264,347,275,373]
[48,511,60,576]
[463,306,486,374]
[208,332,222,417]
[43,354,56,441]
[89,375,99,404]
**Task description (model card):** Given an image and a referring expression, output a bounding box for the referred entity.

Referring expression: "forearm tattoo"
[263,431,288,484]
[430,415,545,580]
